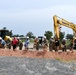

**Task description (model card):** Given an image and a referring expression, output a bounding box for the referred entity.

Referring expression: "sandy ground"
[0,44,76,75]
[0,48,76,61]
[0,43,76,61]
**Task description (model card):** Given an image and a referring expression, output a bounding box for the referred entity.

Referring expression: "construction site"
[0,15,76,75]
[1,0,76,74]
[0,15,76,60]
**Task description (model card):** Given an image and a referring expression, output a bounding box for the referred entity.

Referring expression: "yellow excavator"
[53,15,76,49]
[0,29,12,48]
[53,15,76,39]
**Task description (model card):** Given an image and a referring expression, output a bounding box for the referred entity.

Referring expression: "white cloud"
[0,5,76,35]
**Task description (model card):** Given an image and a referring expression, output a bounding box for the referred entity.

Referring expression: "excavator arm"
[53,15,76,39]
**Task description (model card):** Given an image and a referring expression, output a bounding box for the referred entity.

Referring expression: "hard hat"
[0,37,2,40]
[44,36,46,38]
[26,36,29,38]
[17,37,20,39]
[63,38,67,40]
[51,36,53,38]
[63,38,65,40]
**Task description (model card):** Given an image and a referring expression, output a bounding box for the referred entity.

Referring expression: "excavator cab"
[0,29,9,39]
[0,29,12,39]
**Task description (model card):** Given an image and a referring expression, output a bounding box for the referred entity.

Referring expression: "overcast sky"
[0,0,76,36]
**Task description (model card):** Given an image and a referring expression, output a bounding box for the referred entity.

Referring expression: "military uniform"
[43,38,48,51]
[34,38,39,50]
[55,38,60,52]
[49,38,55,51]
[62,39,66,52]
[19,40,23,50]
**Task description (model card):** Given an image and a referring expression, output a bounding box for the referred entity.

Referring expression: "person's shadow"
[36,50,46,58]
[22,50,28,54]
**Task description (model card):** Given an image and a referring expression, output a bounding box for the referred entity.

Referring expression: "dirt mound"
[0,49,76,61]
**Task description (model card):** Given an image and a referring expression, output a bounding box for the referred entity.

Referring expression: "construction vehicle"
[0,29,12,48]
[53,15,76,39]
[0,29,12,39]
[53,15,76,49]
[0,29,12,40]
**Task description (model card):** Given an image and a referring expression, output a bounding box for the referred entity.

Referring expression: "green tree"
[44,31,53,40]
[19,35,24,37]
[26,31,35,38]
[59,32,65,41]
[13,34,19,37]
[66,34,73,40]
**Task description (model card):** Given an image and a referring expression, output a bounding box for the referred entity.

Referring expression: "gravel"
[0,56,76,75]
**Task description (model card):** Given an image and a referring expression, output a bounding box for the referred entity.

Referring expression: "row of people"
[33,37,48,51]
[0,37,23,50]
[49,37,75,52]
[0,36,76,52]
[34,36,75,52]
[9,37,30,50]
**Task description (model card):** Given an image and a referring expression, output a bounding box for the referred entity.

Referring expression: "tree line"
[13,31,73,41]
[2,27,73,41]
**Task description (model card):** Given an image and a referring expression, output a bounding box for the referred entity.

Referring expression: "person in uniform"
[34,37,39,50]
[24,37,30,50]
[49,37,55,51]
[61,38,67,52]
[54,37,60,52]
[43,36,48,52]
[0,37,6,48]
[69,39,73,52]
[17,37,23,50]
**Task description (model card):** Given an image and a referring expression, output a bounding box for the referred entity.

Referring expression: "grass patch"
[55,57,74,63]
[55,57,76,64]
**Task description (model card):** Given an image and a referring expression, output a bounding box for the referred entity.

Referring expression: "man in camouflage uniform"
[43,37,48,52]
[54,38,60,52]
[17,37,23,50]
[49,37,55,51]
[34,37,39,50]
[62,38,67,52]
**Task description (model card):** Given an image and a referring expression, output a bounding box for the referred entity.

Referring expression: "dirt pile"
[0,49,76,61]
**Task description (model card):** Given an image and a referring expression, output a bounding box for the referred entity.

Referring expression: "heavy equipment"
[0,29,12,48]
[0,29,12,40]
[53,15,76,39]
